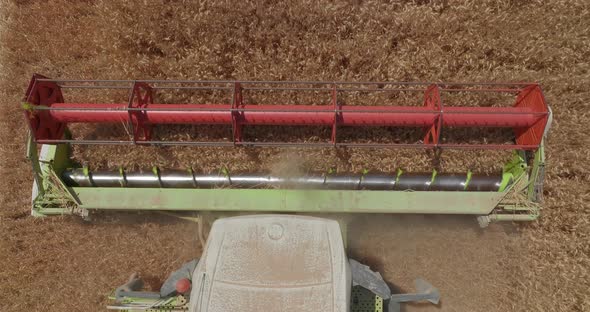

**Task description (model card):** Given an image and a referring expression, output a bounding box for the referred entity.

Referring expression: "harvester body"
[22,75,551,311]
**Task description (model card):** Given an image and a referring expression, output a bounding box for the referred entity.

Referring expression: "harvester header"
[23,75,551,226]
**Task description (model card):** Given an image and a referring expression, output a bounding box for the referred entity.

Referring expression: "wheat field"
[0,1,588,311]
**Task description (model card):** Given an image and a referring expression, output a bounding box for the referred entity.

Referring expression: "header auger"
[23,74,551,226]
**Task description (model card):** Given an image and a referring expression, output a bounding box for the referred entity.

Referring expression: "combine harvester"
[22,75,551,311]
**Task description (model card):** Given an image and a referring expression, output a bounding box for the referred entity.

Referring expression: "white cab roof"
[189,215,350,312]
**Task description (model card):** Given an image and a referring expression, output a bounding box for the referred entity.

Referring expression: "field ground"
[1,1,589,311]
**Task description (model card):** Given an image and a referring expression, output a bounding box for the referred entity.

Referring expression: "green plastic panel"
[72,187,505,214]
